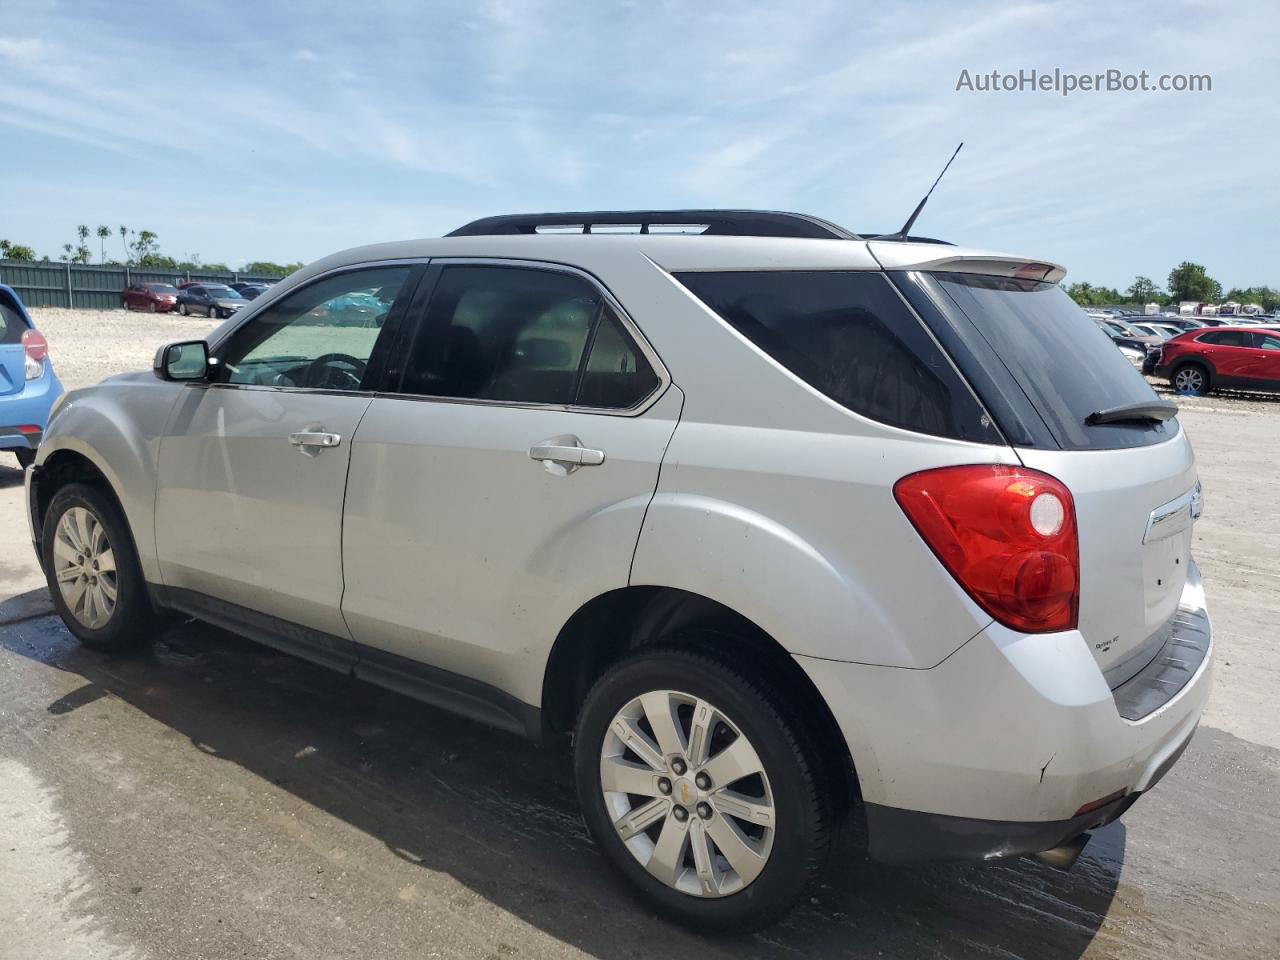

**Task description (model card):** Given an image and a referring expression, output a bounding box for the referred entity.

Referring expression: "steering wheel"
[304,353,367,389]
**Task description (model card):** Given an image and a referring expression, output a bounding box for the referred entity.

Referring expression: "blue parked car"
[0,284,63,468]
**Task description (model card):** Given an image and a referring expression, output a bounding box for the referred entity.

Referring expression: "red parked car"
[120,282,180,313]
[1154,326,1280,395]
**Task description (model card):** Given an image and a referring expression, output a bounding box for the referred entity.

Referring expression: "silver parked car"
[25,211,1212,931]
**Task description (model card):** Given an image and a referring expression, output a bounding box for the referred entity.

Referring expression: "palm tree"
[62,243,73,261]
[119,225,128,263]
[96,225,111,263]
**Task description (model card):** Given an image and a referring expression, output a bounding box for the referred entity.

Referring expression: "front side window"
[217,266,410,389]
[397,265,659,409]
[676,270,998,443]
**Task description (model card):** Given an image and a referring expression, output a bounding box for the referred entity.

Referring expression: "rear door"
[895,270,1197,683]
[341,261,679,703]
[1199,329,1255,380]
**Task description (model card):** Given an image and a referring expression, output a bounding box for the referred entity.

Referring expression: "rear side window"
[1199,330,1248,347]
[1,300,27,344]
[397,265,660,409]
[675,271,999,443]
[916,273,1175,451]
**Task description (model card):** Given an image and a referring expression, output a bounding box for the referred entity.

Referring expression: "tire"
[14,448,35,469]
[574,646,834,933]
[179,302,188,316]
[40,482,156,652]
[121,299,130,311]
[1172,363,1210,396]
[210,306,221,320]
[147,301,157,313]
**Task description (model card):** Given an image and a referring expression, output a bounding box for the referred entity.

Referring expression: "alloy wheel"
[1175,367,1205,394]
[600,689,775,898]
[51,506,118,629]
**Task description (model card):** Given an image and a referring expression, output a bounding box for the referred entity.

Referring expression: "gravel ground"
[0,308,1277,959]
[30,307,218,392]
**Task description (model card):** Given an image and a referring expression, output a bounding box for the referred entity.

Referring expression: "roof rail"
[446,209,861,240]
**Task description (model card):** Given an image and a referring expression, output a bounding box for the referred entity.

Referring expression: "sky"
[1,0,1275,290]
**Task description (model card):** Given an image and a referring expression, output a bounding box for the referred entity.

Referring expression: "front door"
[341,262,680,704]
[154,264,418,644]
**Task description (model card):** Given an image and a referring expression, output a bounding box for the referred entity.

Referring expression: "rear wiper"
[1085,399,1179,425]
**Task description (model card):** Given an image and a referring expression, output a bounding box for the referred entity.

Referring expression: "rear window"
[675,271,1000,443]
[1,300,27,344]
[915,273,1176,451]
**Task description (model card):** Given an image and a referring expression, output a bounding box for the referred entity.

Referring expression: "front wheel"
[574,647,834,932]
[179,302,188,316]
[41,482,156,652]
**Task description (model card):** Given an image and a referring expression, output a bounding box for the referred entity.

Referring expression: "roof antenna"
[879,142,963,242]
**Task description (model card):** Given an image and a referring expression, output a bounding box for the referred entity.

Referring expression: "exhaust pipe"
[1034,833,1090,871]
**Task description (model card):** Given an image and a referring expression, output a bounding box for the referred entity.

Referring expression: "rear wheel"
[574,647,834,932]
[1172,363,1209,395]
[41,482,156,652]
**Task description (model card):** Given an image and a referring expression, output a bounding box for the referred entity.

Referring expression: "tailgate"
[1018,434,1198,684]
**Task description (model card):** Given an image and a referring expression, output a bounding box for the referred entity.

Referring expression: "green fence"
[0,260,290,310]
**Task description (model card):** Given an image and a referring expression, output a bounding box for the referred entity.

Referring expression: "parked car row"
[1090,308,1280,395]
[121,280,275,318]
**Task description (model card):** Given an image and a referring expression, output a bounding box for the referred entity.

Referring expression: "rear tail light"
[893,465,1079,633]
[21,329,47,381]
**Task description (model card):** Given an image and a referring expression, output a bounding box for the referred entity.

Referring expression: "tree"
[0,240,37,261]
[131,229,160,262]
[96,225,111,263]
[1065,281,1125,307]
[1167,262,1221,304]
[62,243,74,260]
[244,260,303,276]
[1125,276,1165,304]
[118,225,129,263]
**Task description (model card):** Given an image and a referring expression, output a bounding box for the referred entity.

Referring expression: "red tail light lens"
[893,465,1079,633]
[21,329,48,361]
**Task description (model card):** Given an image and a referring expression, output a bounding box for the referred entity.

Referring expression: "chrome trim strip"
[1143,487,1196,544]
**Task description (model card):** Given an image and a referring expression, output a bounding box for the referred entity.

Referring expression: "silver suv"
[25,211,1212,931]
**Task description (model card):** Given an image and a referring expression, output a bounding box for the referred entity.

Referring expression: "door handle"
[529,435,605,475]
[289,430,342,449]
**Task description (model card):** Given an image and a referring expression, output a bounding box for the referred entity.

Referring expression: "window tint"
[1200,330,1247,347]
[217,266,410,389]
[675,270,998,443]
[579,309,661,408]
[1258,334,1280,351]
[398,265,659,409]
[925,273,1174,451]
[1,300,26,344]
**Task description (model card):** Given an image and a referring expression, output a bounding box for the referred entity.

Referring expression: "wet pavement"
[1,595,1277,960]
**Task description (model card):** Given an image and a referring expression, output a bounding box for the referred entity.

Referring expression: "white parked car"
[24,211,1212,931]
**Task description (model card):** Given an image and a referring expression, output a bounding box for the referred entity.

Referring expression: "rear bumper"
[0,426,40,450]
[797,564,1212,860]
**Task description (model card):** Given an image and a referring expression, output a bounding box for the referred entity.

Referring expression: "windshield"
[204,286,241,298]
[898,272,1177,451]
[148,284,178,294]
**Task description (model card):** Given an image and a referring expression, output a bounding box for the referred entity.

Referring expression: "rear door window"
[396,265,661,409]
[902,273,1175,451]
[1199,330,1248,347]
[675,270,999,443]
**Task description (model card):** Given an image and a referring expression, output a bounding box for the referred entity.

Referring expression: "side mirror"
[154,340,209,381]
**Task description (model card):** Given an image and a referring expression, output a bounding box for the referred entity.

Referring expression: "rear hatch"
[0,300,29,397]
[893,268,1196,683]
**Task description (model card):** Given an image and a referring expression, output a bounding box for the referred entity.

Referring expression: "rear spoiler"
[867,243,1067,284]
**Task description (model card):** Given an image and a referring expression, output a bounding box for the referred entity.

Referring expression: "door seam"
[627,383,685,585]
